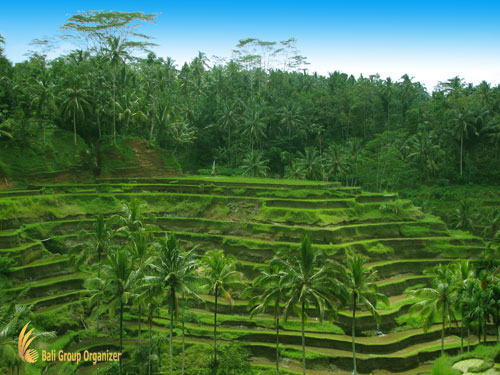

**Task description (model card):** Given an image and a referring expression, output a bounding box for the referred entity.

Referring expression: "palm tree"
[73,213,113,333]
[407,128,443,180]
[408,264,456,356]
[29,73,56,145]
[451,260,474,353]
[247,262,286,375]
[242,109,266,151]
[61,84,90,147]
[451,107,477,177]
[99,248,137,375]
[277,235,345,375]
[343,252,388,374]
[449,200,475,231]
[114,199,148,235]
[279,104,302,138]
[103,36,132,144]
[129,230,153,346]
[0,303,55,374]
[145,233,201,375]
[216,101,239,162]
[297,147,322,180]
[201,250,243,366]
[241,150,270,177]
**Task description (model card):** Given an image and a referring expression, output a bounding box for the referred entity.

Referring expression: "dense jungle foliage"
[0,11,499,191]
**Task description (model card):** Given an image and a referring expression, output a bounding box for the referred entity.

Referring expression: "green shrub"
[431,355,460,375]
[217,342,254,375]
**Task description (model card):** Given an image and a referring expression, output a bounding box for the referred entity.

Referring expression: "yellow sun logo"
[18,322,38,363]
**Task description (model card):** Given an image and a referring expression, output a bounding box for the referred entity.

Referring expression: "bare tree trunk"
[275,301,280,375]
[73,109,77,147]
[170,302,174,375]
[352,296,358,374]
[214,284,218,366]
[460,319,464,353]
[182,305,185,375]
[119,301,123,375]
[301,299,306,375]
[138,305,142,346]
[468,327,470,352]
[148,314,152,375]
[113,73,117,144]
[460,133,463,177]
[441,313,445,356]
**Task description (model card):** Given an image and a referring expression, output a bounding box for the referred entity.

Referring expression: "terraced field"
[0,176,493,374]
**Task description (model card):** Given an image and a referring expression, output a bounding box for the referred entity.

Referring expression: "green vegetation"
[1,9,500,374]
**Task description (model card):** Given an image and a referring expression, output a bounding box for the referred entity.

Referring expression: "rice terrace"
[1,7,500,375]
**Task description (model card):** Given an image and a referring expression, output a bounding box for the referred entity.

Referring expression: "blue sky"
[1,0,499,91]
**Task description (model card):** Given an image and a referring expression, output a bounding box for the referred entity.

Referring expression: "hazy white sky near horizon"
[1,0,499,92]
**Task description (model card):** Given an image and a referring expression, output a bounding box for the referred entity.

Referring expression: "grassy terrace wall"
[0,176,488,375]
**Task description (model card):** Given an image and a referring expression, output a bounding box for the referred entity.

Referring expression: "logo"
[18,322,38,363]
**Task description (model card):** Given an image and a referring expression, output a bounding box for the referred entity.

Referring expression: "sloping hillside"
[0,176,490,375]
[0,130,182,187]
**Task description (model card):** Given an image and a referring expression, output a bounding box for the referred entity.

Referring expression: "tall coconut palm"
[242,109,266,151]
[216,101,239,162]
[408,264,456,356]
[451,260,474,353]
[451,107,477,177]
[29,73,56,144]
[144,233,201,375]
[277,235,345,375]
[279,104,302,138]
[343,252,388,374]
[129,230,153,346]
[201,250,244,366]
[61,84,90,147]
[99,248,137,375]
[73,213,113,333]
[297,147,322,181]
[247,261,286,375]
[241,150,270,177]
[103,36,132,144]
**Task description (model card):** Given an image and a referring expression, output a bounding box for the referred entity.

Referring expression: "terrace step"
[95,177,347,190]
[0,241,47,265]
[22,289,85,310]
[10,255,72,284]
[5,272,88,300]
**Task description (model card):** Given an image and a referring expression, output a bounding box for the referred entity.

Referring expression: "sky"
[1,0,500,92]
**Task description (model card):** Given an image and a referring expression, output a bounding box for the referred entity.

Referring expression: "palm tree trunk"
[113,72,117,144]
[483,319,486,345]
[73,109,77,147]
[275,301,280,375]
[352,296,357,374]
[468,327,470,352]
[148,313,152,375]
[441,313,445,356]
[214,284,218,366]
[460,319,464,353]
[119,300,123,375]
[182,304,185,375]
[97,108,101,140]
[138,305,142,346]
[228,126,231,165]
[170,298,174,375]
[301,299,306,375]
[460,133,463,177]
[96,300,100,334]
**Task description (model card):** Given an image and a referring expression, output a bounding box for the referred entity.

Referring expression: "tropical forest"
[0,9,500,375]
